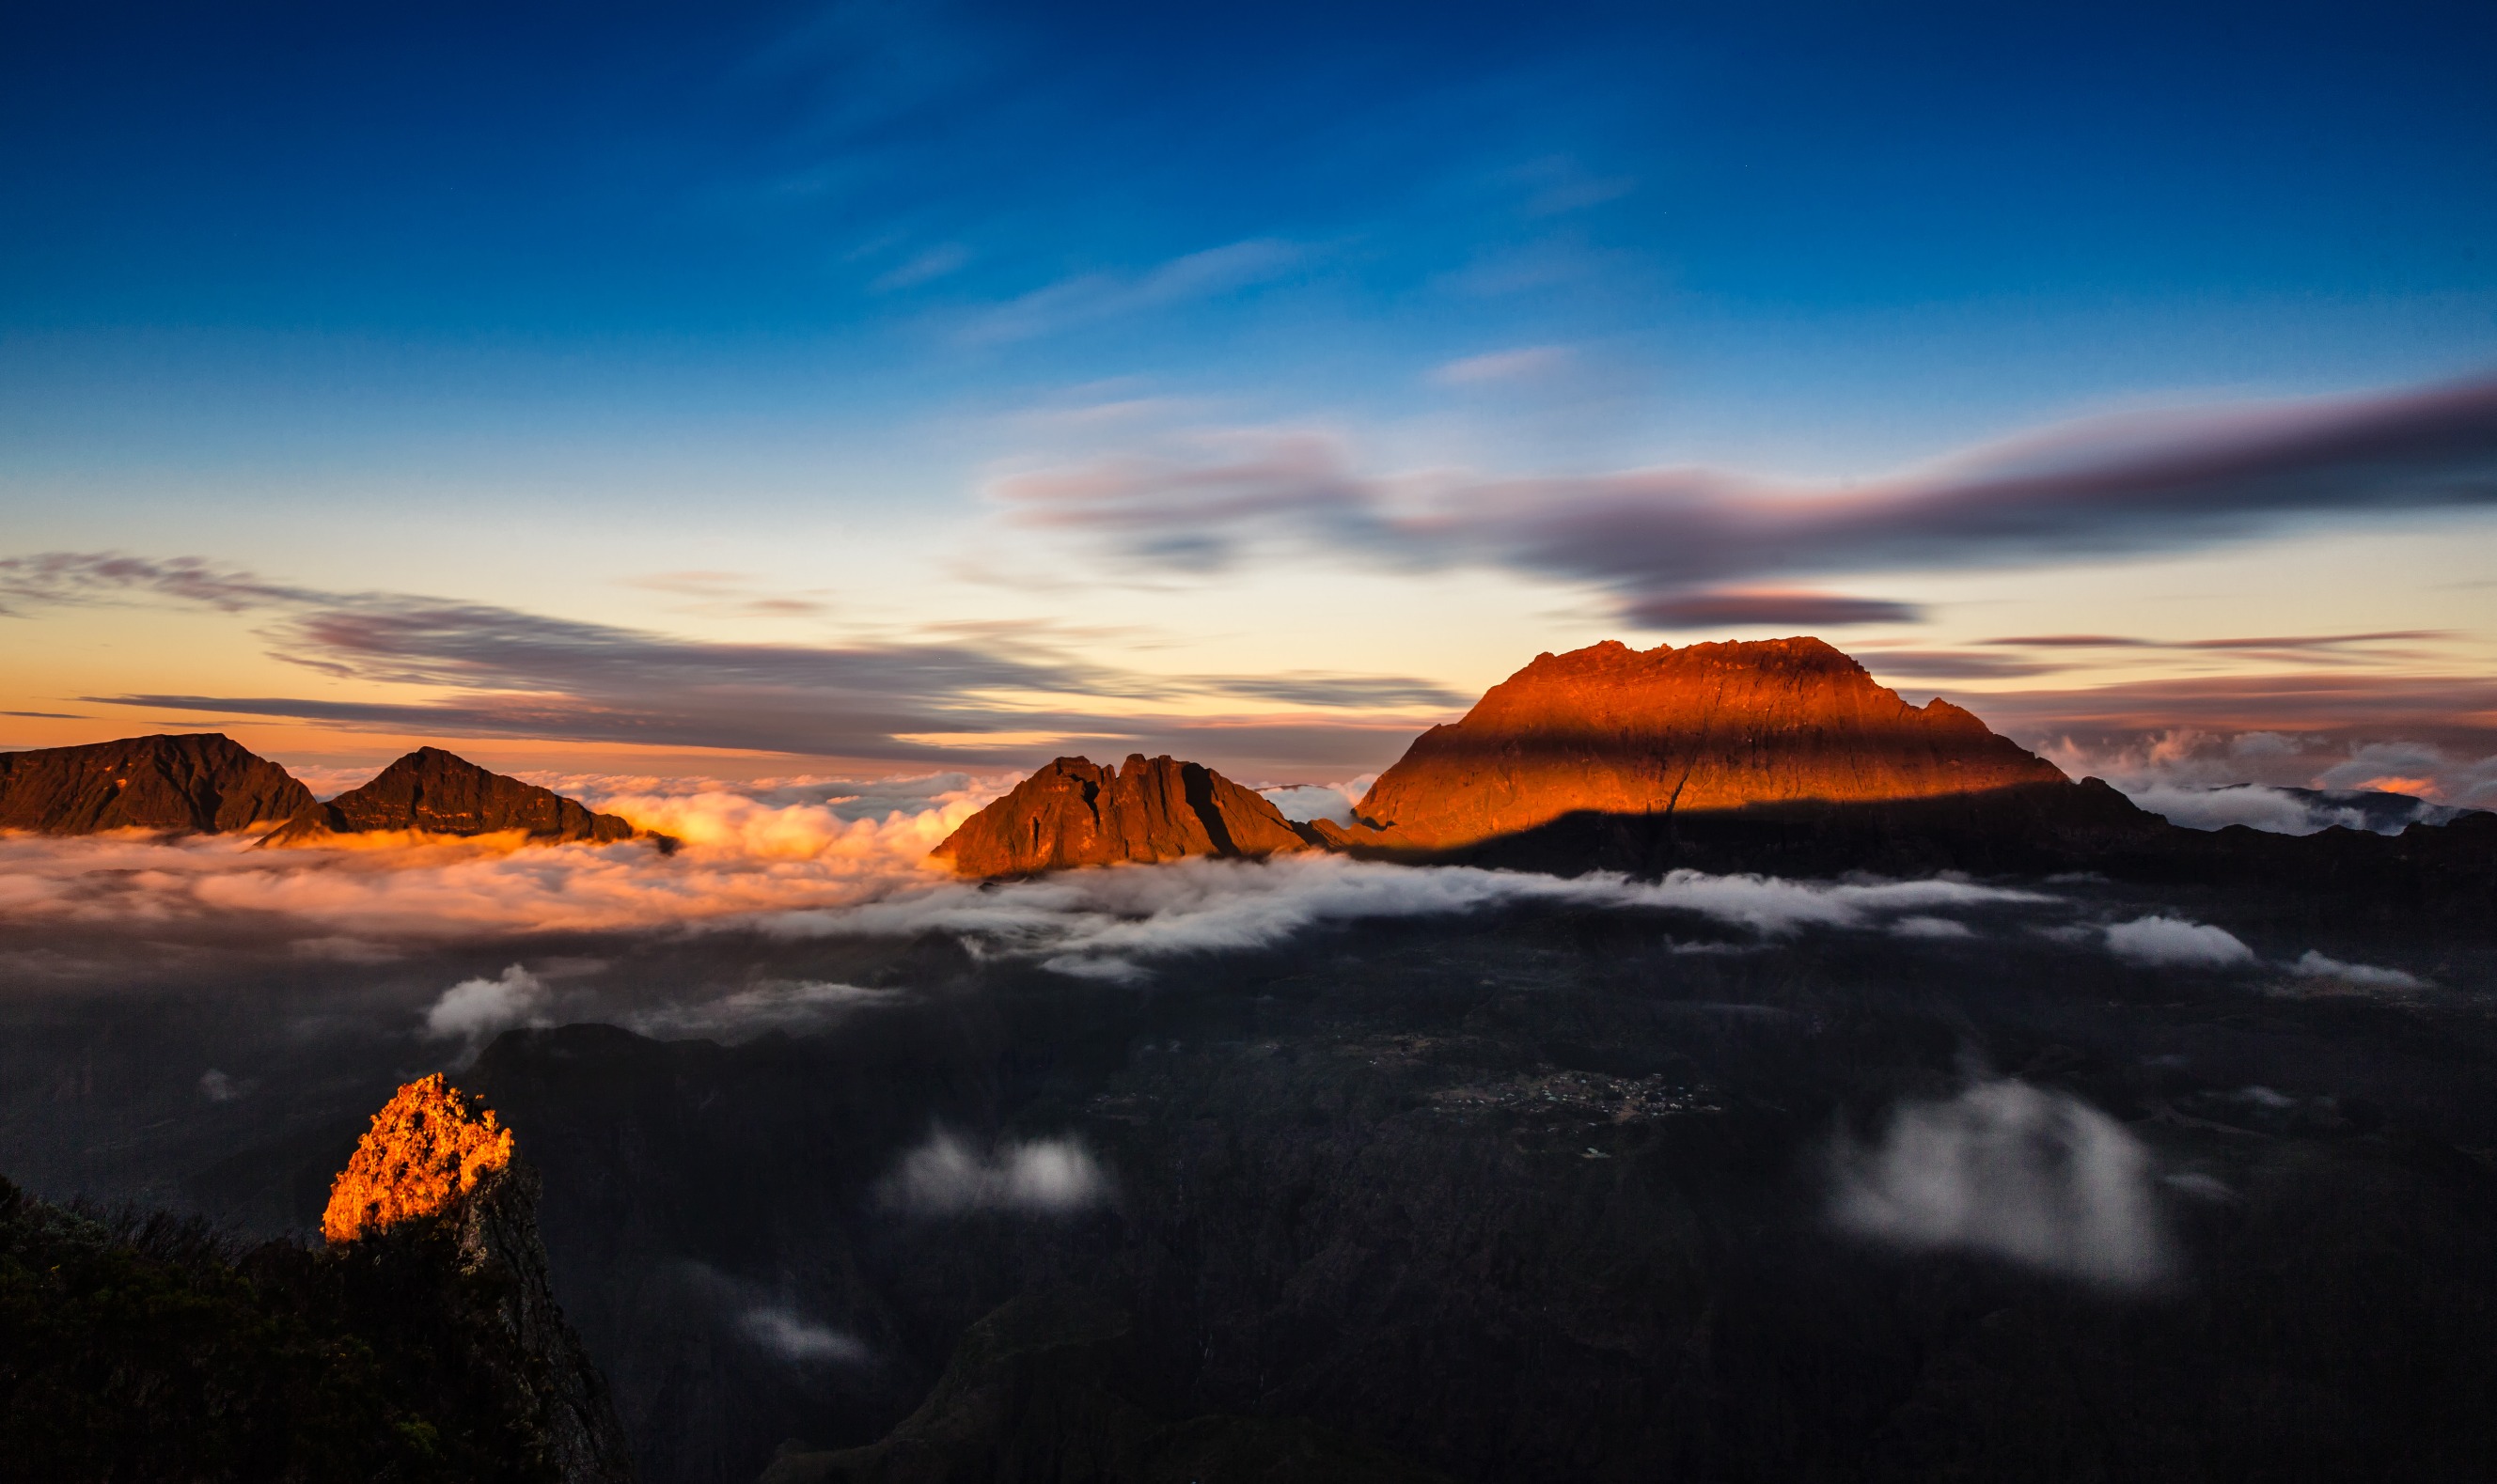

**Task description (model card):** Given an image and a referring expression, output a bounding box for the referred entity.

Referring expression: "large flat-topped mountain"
[1335,638,2069,851]
[259,747,636,848]
[934,754,1316,877]
[0,733,312,835]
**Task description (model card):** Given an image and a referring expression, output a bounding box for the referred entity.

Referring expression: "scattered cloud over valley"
[881,1131,1111,1215]
[1830,1079,2172,1288]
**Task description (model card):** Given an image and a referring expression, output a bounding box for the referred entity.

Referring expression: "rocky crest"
[933,755,1317,877]
[0,732,312,834]
[1329,638,2069,851]
[259,746,637,848]
[323,1072,519,1243]
[325,1075,636,1483]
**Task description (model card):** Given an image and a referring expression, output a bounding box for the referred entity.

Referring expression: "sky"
[4,0,2495,801]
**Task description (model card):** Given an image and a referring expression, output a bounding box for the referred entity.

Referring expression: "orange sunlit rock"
[1333,638,2072,851]
[932,753,1316,877]
[321,1073,517,1244]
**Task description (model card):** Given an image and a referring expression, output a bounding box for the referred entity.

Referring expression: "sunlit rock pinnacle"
[322,1072,517,1244]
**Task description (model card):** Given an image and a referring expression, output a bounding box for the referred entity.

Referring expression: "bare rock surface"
[933,754,1316,877]
[0,732,311,834]
[1334,637,2068,851]
[259,745,636,847]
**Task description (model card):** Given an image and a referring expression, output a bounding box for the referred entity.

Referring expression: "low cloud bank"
[2040,729,2497,830]
[882,1132,1110,1215]
[0,773,1000,945]
[627,980,898,1039]
[1830,1079,2170,1287]
[766,853,2052,980]
[3,783,2390,1010]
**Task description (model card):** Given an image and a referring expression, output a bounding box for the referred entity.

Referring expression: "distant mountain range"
[0,736,639,847]
[256,746,637,848]
[922,639,2490,918]
[2,640,2485,890]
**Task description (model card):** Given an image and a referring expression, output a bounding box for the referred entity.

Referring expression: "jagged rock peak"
[933,753,1317,877]
[0,732,312,835]
[323,1075,636,1482]
[258,745,638,848]
[1337,637,2069,851]
[323,1072,517,1244]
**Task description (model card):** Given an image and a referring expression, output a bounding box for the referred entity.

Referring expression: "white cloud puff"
[1258,783,1360,824]
[2102,915,2256,969]
[423,963,551,1049]
[1830,1079,2170,1287]
[882,1131,1110,1215]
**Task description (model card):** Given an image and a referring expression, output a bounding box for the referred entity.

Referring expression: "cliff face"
[0,732,312,834]
[0,1075,635,1483]
[323,1075,636,1484]
[1336,638,2069,851]
[259,747,636,848]
[762,1291,1445,1484]
[932,755,1316,877]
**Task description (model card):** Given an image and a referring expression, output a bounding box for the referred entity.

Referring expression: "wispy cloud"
[988,374,2497,625]
[619,570,837,618]
[1431,345,1572,386]
[8,552,1454,771]
[870,242,971,291]
[957,238,1303,345]
[1629,590,1924,629]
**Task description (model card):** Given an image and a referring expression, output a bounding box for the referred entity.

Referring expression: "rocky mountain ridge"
[932,754,1318,876]
[259,746,639,848]
[1329,637,2069,851]
[0,732,311,835]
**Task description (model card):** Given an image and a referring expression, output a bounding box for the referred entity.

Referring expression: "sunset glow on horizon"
[6,2,2493,804]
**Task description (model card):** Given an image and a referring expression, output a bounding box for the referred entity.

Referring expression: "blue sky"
[4,1,2494,789]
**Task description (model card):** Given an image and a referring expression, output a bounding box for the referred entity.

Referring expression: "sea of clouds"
[0,769,2429,1035]
[2040,729,2496,835]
